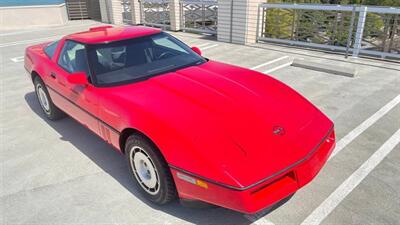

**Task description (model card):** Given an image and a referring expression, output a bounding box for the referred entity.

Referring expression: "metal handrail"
[258,3,400,59]
[260,3,400,14]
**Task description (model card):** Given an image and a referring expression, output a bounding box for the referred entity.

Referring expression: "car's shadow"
[25,91,290,225]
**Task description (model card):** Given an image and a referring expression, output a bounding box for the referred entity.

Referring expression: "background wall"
[0,0,65,7]
[0,4,68,29]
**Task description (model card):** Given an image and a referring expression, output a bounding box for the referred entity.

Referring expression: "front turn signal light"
[177,172,208,189]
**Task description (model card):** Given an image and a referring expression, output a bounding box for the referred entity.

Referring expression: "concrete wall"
[217,0,233,42]
[99,0,111,23]
[107,0,124,24]
[130,0,141,25]
[218,0,263,44]
[0,4,68,30]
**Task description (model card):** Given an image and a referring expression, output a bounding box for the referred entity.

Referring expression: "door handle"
[50,72,57,79]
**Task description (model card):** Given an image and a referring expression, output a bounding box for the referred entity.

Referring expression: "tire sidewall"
[125,135,173,204]
[33,76,64,120]
[34,77,52,118]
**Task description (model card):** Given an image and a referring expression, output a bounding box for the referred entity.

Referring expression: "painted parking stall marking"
[263,62,293,74]
[329,94,400,160]
[301,128,400,225]
[196,42,213,48]
[0,35,61,48]
[250,56,290,70]
[249,56,293,75]
[10,56,24,63]
[200,44,219,51]
[0,22,99,37]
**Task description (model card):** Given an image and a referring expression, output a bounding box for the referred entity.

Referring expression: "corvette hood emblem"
[273,126,285,135]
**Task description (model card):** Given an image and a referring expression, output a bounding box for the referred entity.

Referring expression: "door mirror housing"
[191,46,202,56]
[67,72,88,85]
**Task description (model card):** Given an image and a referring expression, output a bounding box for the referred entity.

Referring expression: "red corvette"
[24,25,335,214]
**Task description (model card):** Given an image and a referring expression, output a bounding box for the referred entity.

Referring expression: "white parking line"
[195,42,212,48]
[301,128,400,225]
[250,56,290,70]
[10,56,24,63]
[263,62,293,74]
[329,94,400,160]
[0,35,60,48]
[200,44,218,51]
[0,22,98,37]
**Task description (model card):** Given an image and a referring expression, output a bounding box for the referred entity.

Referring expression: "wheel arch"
[119,127,162,157]
[31,70,40,83]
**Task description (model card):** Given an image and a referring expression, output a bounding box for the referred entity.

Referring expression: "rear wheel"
[33,76,65,120]
[125,134,177,204]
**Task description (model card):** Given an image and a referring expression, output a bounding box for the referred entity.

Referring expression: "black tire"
[125,134,177,204]
[33,76,65,120]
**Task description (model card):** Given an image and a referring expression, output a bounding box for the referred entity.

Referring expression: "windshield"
[86,32,206,86]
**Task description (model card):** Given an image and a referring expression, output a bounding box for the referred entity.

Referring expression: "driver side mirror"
[67,72,88,85]
[191,46,202,56]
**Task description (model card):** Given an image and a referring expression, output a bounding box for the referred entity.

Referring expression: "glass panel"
[57,41,89,74]
[87,33,206,86]
[44,40,59,58]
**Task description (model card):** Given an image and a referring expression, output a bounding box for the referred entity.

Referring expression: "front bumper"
[170,129,336,214]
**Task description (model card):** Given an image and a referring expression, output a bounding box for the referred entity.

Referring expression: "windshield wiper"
[178,59,205,69]
[147,64,176,74]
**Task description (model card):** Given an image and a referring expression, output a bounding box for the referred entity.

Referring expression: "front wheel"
[125,134,177,204]
[34,76,65,120]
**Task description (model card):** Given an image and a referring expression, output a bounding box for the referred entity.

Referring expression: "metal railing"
[180,0,218,34]
[361,11,399,57]
[257,3,400,59]
[140,0,170,29]
[121,0,132,24]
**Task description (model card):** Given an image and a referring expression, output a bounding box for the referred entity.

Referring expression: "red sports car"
[24,25,335,214]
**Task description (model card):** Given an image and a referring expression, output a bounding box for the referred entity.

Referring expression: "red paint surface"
[67,26,161,44]
[24,26,336,213]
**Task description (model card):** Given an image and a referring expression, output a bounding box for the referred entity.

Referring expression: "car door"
[47,40,101,136]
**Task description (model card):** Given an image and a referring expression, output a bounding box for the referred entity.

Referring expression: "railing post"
[216,0,233,42]
[217,0,264,44]
[248,0,266,44]
[169,0,181,31]
[256,3,261,42]
[105,0,124,24]
[345,4,356,58]
[139,0,144,24]
[352,6,367,58]
[180,1,184,31]
[130,0,141,24]
[99,0,111,23]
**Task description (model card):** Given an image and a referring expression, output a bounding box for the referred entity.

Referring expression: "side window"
[152,36,187,53]
[44,40,59,59]
[57,40,89,74]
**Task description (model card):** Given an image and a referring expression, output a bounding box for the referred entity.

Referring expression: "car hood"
[109,61,333,188]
